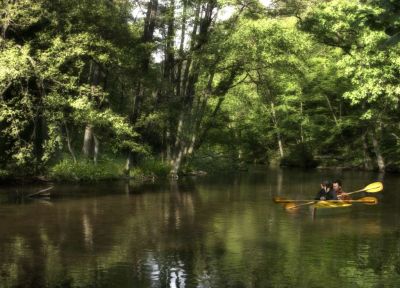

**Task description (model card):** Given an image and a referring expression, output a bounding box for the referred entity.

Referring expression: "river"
[0,167,399,287]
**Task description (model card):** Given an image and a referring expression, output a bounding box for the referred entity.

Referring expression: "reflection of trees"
[0,172,400,287]
[0,179,207,287]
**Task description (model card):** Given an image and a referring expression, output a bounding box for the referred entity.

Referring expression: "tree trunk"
[270,102,284,158]
[325,94,338,126]
[32,75,46,171]
[32,113,44,171]
[1,5,10,39]
[166,129,171,161]
[370,130,385,172]
[175,0,187,98]
[300,101,304,143]
[131,0,158,123]
[180,2,200,98]
[144,0,158,35]
[64,122,77,163]
[250,71,283,159]
[82,124,94,158]
[132,83,144,123]
[82,59,101,160]
[194,66,241,150]
[164,0,175,85]
[124,151,131,176]
[361,132,372,170]
[168,0,236,175]
[162,127,172,162]
[93,134,99,164]
[170,149,183,177]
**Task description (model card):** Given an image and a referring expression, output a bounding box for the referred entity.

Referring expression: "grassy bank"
[49,157,171,182]
[49,158,123,181]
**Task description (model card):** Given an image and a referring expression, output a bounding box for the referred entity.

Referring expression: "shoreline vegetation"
[0,152,390,185]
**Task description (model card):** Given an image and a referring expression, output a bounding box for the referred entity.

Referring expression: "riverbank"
[0,157,212,185]
[0,164,391,186]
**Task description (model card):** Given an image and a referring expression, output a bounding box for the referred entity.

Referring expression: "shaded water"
[0,167,400,288]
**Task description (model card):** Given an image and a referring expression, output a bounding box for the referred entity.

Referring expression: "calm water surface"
[0,167,400,288]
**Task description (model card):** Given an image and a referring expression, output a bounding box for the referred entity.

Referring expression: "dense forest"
[1,0,400,180]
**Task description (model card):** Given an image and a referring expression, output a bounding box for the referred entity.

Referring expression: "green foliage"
[0,169,9,180]
[299,0,400,171]
[130,158,171,179]
[186,157,238,174]
[0,0,143,175]
[2,0,400,178]
[280,143,319,168]
[301,0,376,51]
[49,158,122,182]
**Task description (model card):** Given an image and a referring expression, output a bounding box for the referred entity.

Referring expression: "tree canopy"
[1,0,400,179]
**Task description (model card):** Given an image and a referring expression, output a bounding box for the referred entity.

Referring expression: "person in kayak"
[315,180,337,200]
[333,179,351,200]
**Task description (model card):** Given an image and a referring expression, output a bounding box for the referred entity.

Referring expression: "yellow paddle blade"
[360,196,378,205]
[284,203,298,210]
[364,182,383,193]
[273,196,286,203]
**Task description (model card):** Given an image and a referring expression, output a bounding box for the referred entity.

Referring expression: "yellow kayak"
[310,201,352,216]
[313,200,352,208]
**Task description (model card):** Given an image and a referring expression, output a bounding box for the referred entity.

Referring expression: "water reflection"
[0,168,399,287]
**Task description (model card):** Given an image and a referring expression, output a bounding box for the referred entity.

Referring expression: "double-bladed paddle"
[345,182,383,195]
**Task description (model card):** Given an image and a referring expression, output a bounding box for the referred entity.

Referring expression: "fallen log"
[27,186,54,198]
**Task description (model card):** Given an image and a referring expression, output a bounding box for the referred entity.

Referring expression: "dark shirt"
[314,188,337,200]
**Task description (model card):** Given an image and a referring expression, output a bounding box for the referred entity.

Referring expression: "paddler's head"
[321,180,332,191]
[333,179,342,192]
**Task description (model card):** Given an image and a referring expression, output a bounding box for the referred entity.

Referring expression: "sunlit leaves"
[301,0,380,50]
[0,42,32,91]
[0,0,142,172]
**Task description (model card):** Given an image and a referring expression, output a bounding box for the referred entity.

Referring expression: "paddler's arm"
[315,189,324,200]
[338,192,350,200]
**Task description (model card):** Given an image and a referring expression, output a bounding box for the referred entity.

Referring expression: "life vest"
[337,189,351,200]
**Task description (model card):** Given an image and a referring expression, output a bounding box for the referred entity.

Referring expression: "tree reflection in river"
[0,168,400,287]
